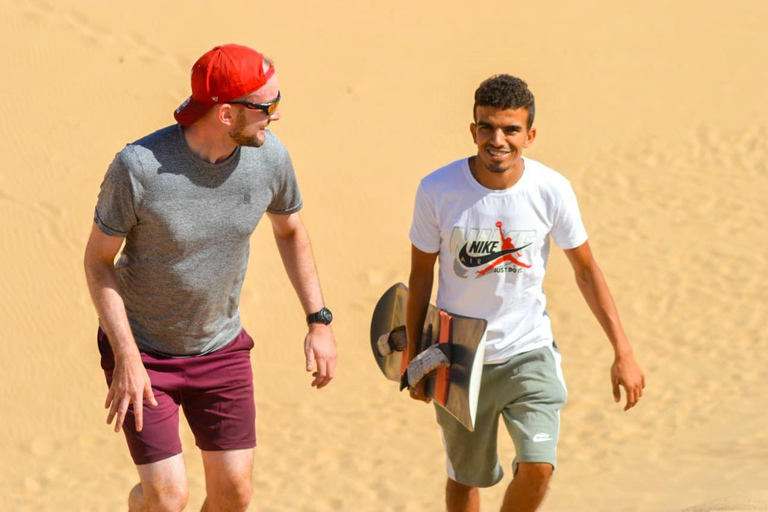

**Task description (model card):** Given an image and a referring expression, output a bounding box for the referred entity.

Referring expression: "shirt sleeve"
[267,143,303,214]
[93,150,140,237]
[551,181,588,250]
[409,182,440,253]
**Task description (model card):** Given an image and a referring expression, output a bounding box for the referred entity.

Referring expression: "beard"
[484,159,513,174]
[486,162,511,174]
[481,150,517,174]
[228,112,265,147]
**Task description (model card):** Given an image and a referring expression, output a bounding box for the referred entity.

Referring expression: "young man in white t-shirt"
[406,75,645,512]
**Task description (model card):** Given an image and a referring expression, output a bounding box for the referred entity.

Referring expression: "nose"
[269,108,281,122]
[490,128,505,146]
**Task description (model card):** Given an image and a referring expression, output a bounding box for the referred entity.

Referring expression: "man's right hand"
[105,354,158,433]
[406,246,438,405]
[408,379,431,404]
[85,224,158,433]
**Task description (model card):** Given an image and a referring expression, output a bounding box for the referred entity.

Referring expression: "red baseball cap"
[174,44,275,126]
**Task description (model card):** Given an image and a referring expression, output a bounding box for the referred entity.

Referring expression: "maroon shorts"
[98,329,257,465]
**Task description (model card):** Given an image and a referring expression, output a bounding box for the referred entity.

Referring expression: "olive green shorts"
[435,343,567,488]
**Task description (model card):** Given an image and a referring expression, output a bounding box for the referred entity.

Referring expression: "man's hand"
[105,354,158,432]
[408,380,432,404]
[406,245,438,405]
[304,324,337,389]
[611,351,645,411]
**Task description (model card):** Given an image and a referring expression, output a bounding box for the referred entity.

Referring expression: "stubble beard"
[486,162,511,174]
[484,157,513,174]
[483,150,518,174]
[229,113,265,148]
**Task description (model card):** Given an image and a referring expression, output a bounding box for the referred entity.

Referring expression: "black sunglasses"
[228,91,281,116]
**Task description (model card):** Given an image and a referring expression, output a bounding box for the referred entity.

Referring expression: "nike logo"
[532,433,552,443]
[457,242,532,268]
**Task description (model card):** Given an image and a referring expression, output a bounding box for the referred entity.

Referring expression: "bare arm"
[83,222,156,432]
[405,245,438,402]
[267,212,336,389]
[563,241,646,410]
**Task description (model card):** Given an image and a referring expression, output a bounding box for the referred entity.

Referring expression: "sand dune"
[679,491,768,511]
[1,0,767,510]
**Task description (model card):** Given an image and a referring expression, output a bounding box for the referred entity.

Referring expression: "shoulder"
[119,125,179,177]
[419,158,468,194]
[130,124,178,149]
[263,129,286,151]
[524,157,576,200]
[241,130,289,165]
[524,157,571,187]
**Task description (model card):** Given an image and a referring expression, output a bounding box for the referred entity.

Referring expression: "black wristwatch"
[306,307,333,325]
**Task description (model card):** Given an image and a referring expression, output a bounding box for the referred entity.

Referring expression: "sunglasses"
[228,91,281,116]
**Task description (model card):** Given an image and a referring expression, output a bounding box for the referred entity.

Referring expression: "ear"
[217,104,237,127]
[523,127,536,148]
[469,122,477,144]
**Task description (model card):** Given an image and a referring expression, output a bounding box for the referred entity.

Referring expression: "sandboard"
[370,282,487,431]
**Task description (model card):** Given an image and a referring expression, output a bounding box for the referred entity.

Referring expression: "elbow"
[83,250,112,285]
[83,256,100,285]
[408,270,434,292]
[83,248,95,278]
[574,262,603,288]
[275,229,299,243]
[272,222,303,243]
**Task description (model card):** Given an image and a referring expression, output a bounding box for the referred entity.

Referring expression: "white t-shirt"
[409,156,588,364]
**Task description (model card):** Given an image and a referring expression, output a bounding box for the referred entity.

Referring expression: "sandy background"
[1,0,767,510]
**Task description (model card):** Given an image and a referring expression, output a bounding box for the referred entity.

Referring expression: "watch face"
[308,308,333,325]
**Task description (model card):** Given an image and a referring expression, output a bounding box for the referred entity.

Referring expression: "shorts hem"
[449,470,504,489]
[513,457,557,475]
[196,439,257,452]
[133,449,183,466]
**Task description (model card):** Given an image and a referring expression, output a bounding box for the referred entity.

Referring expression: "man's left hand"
[304,324,337,389]
[611,351,645,411]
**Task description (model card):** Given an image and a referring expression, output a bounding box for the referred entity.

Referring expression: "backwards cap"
[174,44,274,126]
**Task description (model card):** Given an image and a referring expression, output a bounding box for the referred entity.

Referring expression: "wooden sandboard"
[370,283,487,431]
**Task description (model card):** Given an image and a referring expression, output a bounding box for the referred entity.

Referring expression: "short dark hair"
[473,75,535,130]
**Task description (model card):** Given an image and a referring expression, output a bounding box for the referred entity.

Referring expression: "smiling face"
[470,105,536,175]
[228,73,281,147]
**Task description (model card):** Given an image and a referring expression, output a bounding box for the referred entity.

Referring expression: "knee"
[446,477,477,497]
[208,479,253,511]
[142,482,189,512]
[515,463,553,491]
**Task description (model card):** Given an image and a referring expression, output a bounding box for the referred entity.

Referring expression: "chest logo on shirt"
[451,221,536,279]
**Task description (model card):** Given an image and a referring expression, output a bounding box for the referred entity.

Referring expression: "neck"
[469,155,525,190]
[181,123,237,164]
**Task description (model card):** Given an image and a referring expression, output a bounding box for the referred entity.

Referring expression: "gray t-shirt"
[95,124,302,356]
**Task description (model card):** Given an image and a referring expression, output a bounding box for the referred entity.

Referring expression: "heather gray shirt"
[95,125,302,356]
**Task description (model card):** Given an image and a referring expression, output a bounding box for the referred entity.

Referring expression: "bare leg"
[128,484,146,512]
[499,463,553,512]
[200,448,254,512]
[129,454,188,512]
[446,478,480,512]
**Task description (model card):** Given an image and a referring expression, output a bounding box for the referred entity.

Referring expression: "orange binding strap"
[434,311,452,405]
[399,345,409,377]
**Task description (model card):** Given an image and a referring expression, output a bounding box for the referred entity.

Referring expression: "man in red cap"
[84,44,337,512]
